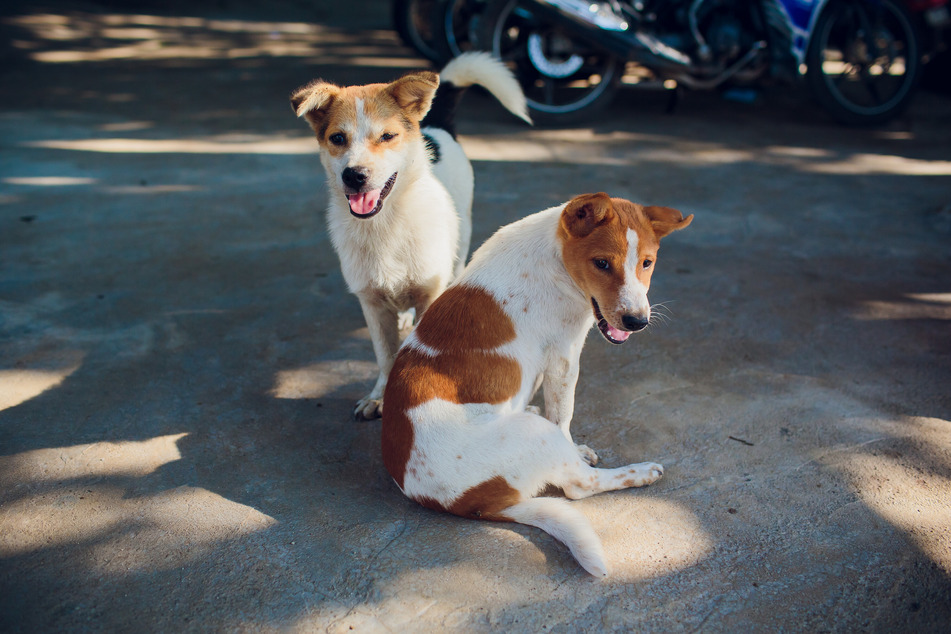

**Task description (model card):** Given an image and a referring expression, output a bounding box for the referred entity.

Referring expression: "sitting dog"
[381,192,693,576]
[291,52,530,419]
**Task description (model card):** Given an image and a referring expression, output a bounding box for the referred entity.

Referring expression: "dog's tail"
[422,51,531,137]
[501,497,608,577]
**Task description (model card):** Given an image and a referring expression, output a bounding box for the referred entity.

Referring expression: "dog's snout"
[622,314,649,332]
[342,166,368,190]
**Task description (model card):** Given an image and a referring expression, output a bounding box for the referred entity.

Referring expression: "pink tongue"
[605,322,631,342]
[348,189,382,216]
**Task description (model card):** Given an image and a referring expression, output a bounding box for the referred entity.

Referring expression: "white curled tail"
[440,51,532,124]
[503,497,607,577]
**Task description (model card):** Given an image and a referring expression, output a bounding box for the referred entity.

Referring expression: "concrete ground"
[2,1,950,631]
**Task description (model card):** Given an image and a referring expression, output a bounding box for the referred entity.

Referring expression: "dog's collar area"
[591,298,631,345]
[347,172,398,219]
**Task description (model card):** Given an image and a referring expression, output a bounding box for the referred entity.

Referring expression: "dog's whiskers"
[647,302,675,329]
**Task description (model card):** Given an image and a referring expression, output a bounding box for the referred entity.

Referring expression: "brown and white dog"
[291,53,530,419]
[381,192,693,576]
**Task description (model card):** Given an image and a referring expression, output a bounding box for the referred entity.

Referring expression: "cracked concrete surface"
[1,1,950,631]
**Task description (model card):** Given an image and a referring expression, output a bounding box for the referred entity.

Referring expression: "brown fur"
[448,476,522,519]
[415,285,518,352]
[558,194,631,306]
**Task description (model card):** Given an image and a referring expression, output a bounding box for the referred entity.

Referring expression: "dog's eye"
[380,132,397,142]
[642,259,653,269]
[593,258,610,270]
[328,132,347,146]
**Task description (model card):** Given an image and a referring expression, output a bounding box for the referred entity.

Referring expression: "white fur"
[439,51,532,125]
[398,204,665,576]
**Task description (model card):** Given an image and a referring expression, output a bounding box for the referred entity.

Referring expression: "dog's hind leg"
[511,418,663,499]
[555,460,664,500]
[451,411,662,501]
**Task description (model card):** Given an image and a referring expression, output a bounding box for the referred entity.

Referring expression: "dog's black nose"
[342,167,368,190]
[622,314,649,332]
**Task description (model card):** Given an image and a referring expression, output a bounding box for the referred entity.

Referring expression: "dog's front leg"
[354,294,400,420]
[543,354,598,466]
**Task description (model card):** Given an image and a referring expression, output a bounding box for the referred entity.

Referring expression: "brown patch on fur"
[415,285,517,352]
[290,79,339,128]
[414,495,449,513]
[387,71,439,120]
[558,193,628,307]
[449,476,522,519]
[559,192,615,239]
[381,285,521,488]
[644,204,694,238]
[616,199,693,288]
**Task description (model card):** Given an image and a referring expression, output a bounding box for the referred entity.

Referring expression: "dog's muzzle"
[344,172,398,219]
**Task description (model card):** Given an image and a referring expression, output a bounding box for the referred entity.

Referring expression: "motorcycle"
[475,0,931,125]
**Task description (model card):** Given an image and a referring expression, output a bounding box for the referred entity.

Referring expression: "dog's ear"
[561,192,615,238]
[644,205,693,238]
[290,80,339,133]
[387,72,440,121]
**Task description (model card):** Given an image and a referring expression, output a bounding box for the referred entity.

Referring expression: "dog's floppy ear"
[387,71,440,121]
[290,80,339,133]
[644,205,693,238]
[561,192,615,238]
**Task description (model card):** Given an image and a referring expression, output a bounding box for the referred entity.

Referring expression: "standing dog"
[382,193,693,576]
[291,53,530,419]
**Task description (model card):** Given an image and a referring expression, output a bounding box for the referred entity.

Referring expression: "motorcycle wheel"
[435,0,491,59]
[481,0,623,125]
[806,0,921,126]
[393,0,450,64]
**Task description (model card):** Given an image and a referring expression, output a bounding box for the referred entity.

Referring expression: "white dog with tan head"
[291,52,530,419]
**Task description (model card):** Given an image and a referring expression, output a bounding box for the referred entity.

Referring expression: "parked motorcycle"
[476,0,929,125]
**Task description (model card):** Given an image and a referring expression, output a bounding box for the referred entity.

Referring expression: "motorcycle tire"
[480,0,623,125]
[434,0,492,60]
[806,0,922,126]
[392,0,450,64]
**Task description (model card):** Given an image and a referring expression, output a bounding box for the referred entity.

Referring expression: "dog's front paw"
[354,396,383,420]
[525,404,541,415]
[622,462,664,487]
[576,443,599,466]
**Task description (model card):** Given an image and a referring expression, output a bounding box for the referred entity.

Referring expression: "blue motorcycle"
[478,0,926,125]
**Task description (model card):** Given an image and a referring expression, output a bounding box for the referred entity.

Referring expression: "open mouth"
[346,172,397,219]
[591,298,632,345]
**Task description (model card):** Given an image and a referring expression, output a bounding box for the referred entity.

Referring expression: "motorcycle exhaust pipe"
[519,0,692,70]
